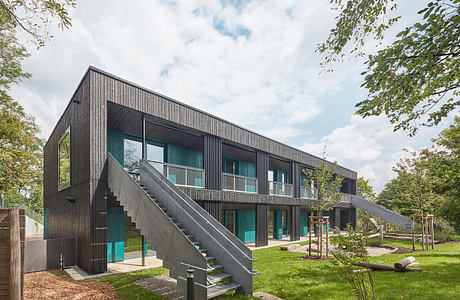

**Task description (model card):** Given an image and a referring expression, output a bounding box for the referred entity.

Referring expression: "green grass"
[90,236,460,299]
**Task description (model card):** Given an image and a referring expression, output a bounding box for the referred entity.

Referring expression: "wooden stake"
[430,216,434,250]
[319,219,323,259]
[308,217,312,257]
[9,209,21,300]
[421,216,425,251]
[411,217,415,251]
[326,219,329,257]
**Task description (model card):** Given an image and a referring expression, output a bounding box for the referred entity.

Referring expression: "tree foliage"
[303,161,344,214]
[377,117,460,231]
[356,177,377,227]
[0,0,75,212]
[320,0,460,135]
[0,0,76,48]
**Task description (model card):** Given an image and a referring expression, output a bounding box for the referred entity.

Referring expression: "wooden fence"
[0,209,25,300]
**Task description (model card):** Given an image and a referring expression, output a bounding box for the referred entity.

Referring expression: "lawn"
[90,236,460,299]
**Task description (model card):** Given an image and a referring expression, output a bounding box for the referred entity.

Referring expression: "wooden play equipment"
[308,216,329,258]
[410,214,434,251]
[360,218,384,245]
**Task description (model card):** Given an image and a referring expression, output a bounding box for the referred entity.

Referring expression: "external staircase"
[107,154,257,299]
[350,195,412,231]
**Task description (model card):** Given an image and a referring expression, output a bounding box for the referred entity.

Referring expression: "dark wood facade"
[44,67,358,274]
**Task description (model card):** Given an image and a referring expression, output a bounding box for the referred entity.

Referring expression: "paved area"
[135,274,184,300]
[65,255,164,280]
[247,236,308,250]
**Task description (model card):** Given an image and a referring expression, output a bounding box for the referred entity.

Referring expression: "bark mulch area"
[24,271,117,300]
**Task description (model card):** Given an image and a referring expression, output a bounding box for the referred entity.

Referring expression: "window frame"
[58,126,71,191]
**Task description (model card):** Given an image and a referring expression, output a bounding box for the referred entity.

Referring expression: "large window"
[58,127,71,190]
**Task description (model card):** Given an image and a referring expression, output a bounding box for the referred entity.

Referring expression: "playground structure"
[308,216,329,258]
[360,218,384,245]
[410,214,434,251]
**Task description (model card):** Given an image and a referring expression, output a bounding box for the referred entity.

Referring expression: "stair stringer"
[107,154,209,299]
[139,159,255,295]
[350,195,412,231]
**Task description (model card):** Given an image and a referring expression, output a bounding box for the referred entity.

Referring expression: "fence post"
[186,268,195,300]
[9,209,21,300]
[1,193,4,209]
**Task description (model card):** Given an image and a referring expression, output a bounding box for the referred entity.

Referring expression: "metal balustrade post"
[185,168,188,186]
[186,269,195,300]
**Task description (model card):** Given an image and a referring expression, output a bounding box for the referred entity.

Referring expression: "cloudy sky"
[11,0,454,192]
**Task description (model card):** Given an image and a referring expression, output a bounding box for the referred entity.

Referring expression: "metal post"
[141,236,145,266]
[141,115,146,266]
[186,268,195,300]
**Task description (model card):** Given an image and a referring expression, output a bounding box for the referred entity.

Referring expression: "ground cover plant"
[85,236,460,299]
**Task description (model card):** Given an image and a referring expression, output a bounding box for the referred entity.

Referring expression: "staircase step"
[207,282,241,298]
[207,265,223,272]
[207,273,231,284]
[180,228,188,233]
[206,256,215,262]
[200,248,207,253]
[186,234,194,240]
[192,241,201,246]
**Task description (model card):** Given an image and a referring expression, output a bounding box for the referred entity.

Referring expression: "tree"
[0,0,75,213]
[319,0,459,135]
[377,149,444,217]
[356,177,377,228]
[303,160,344,215]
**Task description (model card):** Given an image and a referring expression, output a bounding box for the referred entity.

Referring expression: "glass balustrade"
[268,181,293,197]
[148,160,204,188]
[222,173,258,193]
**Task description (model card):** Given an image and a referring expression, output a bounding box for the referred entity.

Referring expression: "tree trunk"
[394,256,415,269]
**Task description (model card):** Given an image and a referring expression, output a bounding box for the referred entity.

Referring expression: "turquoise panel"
[107,207,125,262]
[44,208,49,239]
[273,210,283,239]
[239,161,256,178]
[323,211,331,232]
[300,210,311,236]
[107,129,125,165]
[166,143,203,168]
[236,210,255,243]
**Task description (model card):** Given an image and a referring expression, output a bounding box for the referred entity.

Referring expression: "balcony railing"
[147,160,204,188]
[269,181,293,197]
[300,186,318,200]
[222,173,258,194]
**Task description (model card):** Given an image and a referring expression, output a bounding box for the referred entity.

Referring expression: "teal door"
[107,207,125,262]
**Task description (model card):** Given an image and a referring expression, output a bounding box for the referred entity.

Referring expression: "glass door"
[224,210,236,235]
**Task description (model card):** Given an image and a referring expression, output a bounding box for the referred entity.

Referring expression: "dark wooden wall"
[203,135,222,190]
[256,151,269,195]
[201,201,222,222]
[289,206,300,241]
[291,162,300,198]
[255,204,268,247]
[88,67,356,180]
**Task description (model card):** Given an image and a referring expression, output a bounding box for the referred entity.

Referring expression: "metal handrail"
[221,173,258,194]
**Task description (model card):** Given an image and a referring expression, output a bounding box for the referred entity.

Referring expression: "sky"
[10,0,455,192]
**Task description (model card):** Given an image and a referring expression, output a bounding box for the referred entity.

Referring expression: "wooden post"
[9,209,21,300]
[325,218,329,257]
[425,217,430,250]
[319,219,323,259]
[308,217,311,257]
[430,216,434,250]
[411,217,415,251]
[421,216,425,251]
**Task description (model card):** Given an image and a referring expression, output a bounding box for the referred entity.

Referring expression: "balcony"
[222,173,258,194]
[147,160,204,188]
[269,181,293,197]
[300,186,318,200]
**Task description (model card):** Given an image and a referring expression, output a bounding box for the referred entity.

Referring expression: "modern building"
[43,67,360,298]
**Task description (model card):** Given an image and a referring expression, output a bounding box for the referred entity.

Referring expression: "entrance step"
[207,282,241,298]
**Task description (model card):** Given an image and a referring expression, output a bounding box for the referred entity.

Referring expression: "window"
[58,127,71,190]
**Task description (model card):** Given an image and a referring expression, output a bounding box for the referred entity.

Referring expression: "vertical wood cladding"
[43,72,92,273]
[203,135,222,190]
[291,162,300,198]
[350,179,357,195]
[289,206,300,241]
[255,204,268,247]
[202,201,222,222]
[256,151,269,195]
[89,68,357,180]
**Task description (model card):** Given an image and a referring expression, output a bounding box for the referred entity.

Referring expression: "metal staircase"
[107,154,257,299]
[350,195,412,231]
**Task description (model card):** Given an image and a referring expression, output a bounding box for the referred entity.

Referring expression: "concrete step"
[207,264,223,272]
